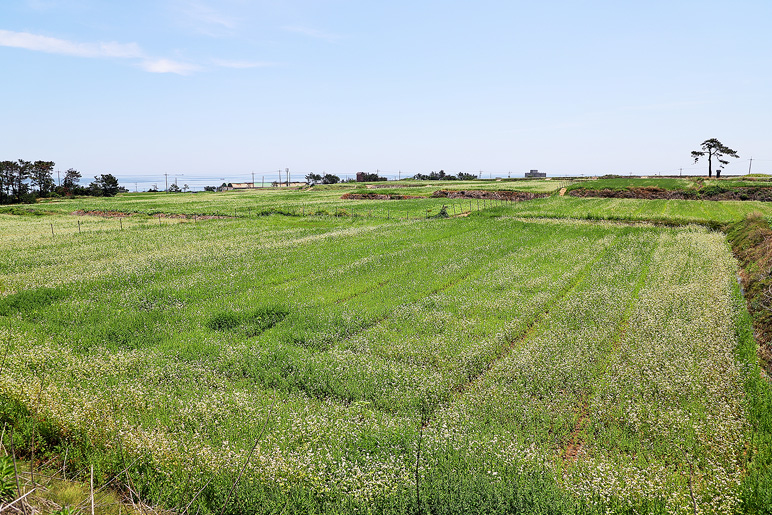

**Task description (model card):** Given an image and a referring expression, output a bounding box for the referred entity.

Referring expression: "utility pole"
[278,170,281,187]
[398,170,401,180]
[252,171,255,188]
[679,168,682,176]
[57,169,61,186]
[135,182,138,192]
[262,176,264,188]
[164,173,169,192]
[749,158,753,175]
[286,168,290,187]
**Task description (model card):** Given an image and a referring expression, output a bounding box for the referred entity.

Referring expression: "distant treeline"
[0,159,123,204]
[413,170,478,181]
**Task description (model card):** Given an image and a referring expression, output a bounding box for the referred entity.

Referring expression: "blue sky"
[1,0,770,189]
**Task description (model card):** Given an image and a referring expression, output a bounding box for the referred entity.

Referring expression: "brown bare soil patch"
[341,193,423,200]
[567,187,698,200]
[569,186,772,201]
[708,188,772,201]
[72,210,228,219]
[72,209,132,218]
[563,400,589,462]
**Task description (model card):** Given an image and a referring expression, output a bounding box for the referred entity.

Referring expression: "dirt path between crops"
[563,400,589,461]
[560,240,656,462]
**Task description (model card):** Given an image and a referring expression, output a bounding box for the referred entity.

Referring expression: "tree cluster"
[412,170,477,181]
[305,173,341,185]
[357,172,387,182]
[0,159,122,204]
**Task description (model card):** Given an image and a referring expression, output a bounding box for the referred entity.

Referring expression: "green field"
[565,177,697,191]
[566,175,772,196]
[7,186,772,241]
[1,185,771,514]
[26,179,562,216]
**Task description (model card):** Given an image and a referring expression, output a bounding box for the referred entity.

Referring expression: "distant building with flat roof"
[525,169,546,178]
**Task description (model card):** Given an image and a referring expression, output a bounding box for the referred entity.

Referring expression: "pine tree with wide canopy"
[691,138,739,178]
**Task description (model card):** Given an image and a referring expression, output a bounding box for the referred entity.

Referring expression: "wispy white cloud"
[282,25,342,41]
[139,58,201,75]
[0,29,142,58]
[0,29,196,75]
[0,29,272,76]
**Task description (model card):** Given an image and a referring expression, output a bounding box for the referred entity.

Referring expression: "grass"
[725,213,772,513]
[566,176,772,205]
[489,195,772,226]
[0,457,156,514]
[1,182,771,513]
[566,177,698,191]
[8,188,772,245]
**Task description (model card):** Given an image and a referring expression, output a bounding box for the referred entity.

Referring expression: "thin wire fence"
[6,196,537,240]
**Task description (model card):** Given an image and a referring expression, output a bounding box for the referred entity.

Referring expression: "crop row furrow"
[436,231,623,426]
[561,236,657,461]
